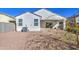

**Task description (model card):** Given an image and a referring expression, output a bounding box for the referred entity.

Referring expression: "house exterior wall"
[76,16,79,23]
[16,12,41,31]
[0,22,15,32]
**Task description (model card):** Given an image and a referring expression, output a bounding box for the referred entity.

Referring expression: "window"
[76,17,79,23]
[34,19,38,26]
[59,22,63,24]
[18,19,23,26]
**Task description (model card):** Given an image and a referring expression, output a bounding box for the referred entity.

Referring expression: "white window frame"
[18,19,23,26]
[34,19,38,26]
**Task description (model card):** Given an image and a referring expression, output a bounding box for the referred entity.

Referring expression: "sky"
[0,8,79,17]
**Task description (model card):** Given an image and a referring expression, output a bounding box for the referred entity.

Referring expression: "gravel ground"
[0,29,78,50]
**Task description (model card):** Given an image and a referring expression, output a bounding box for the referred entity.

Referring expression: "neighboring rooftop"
[0,13,15,23]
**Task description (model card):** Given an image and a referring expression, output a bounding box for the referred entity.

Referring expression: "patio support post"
[63,20,66,30]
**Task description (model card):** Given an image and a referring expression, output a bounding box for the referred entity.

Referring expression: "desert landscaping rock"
[0,29,78,50]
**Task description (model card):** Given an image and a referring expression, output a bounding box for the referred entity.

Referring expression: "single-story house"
[71,15,79,24]
[16,9,66,32]
[67,14,79,26]
[0,13,16,32]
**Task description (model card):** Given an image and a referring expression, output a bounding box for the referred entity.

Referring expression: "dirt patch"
[0,29,78,50]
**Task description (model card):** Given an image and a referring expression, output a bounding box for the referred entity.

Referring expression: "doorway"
[59,22,63,30]
[46,22,53,28]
